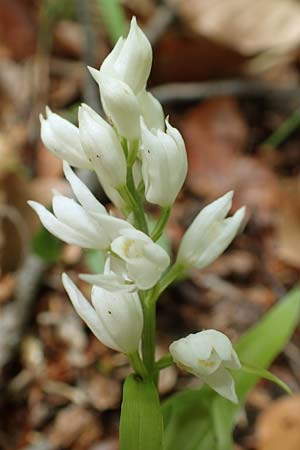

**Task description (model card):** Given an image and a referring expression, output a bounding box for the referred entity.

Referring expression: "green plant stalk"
[151,207,171,242]
[158,262,185,296]
[156,353,173,371]
[98,0,127,44]
[128,351,148,381]
[140,291,157,378]
[127,166,149,234]
[118,185,147,233]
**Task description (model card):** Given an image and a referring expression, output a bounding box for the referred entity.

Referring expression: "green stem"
[158,262,185,296]
[118,184,148,233]
[150,207,171,242]
[127,166,149,234]
[262,110,300,149]
[155,353,173,371]
[128,351,148,381]
[140,291,157,377]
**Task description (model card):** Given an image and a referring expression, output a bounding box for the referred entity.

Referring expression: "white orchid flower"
[140,118,188,206]
[169,330,241,403]
[177,192,245,269]
[28,162,132,250]
[137,90,165,132]
[111,228,170,290]
[78,104,127,206]
[40,107,91,169]
[96,16,152,95]
[62,274,143,354]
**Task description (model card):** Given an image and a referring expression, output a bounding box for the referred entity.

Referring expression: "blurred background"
[1,1,300,449]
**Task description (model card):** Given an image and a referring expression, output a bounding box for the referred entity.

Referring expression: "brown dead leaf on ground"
[168,0,300,56]
[86,373,121,411]
[255,395,300,450]
[0,0,36,59]
[53,21,85,59]
[152,33,244,84]
[275,179,300,269]
[48,404,104,450]
[180,98,280,224]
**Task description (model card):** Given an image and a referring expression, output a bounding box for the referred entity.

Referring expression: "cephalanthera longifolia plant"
[30,17,300,450]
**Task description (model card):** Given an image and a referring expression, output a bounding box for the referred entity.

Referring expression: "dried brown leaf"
[256,395,300,450]
[48,405,103,450]
[168,0,300,55]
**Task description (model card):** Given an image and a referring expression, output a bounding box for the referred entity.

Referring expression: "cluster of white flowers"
[29,18,246,403]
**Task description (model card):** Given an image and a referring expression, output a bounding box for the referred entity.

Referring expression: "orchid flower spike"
[177,191,246,269]
[169,330,241,403]
[28,162,132,250]
[140,117,188,207]
[40,107,91,169]
[88,17,164,139]
[62,274,143,354]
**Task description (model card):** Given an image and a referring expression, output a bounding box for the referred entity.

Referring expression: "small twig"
[151,80,300,108]
[75,0,102,113]
[0,205,30,272]
[144,5,175,45]
[0,255,48,381]
[262,110,300,149]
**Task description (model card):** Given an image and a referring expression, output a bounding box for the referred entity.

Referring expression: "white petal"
[78,104,127,190]
[28,201,95,248]
[62,273,121,351]
[113,16,152,94]
[91,286,143,353]
[177,191,235,265]
[41,107,90,169]
[137,90,164,131]
[140,117,187,206]
[194,206,245,269]
[200,330,233,361]
[52,195,109,249]
[99,77,140,140]
[204,367,238,404]
[63,161,107,215]
[79,273,136,293]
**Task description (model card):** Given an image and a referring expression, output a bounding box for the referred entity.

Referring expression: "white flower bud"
[78,104,127,203]
[99,16,152,95]
[169,330,241,403]
[89,71,141,140]
[111,228,170,290]
[177,192,245,269]
[140,118,188,206]
[62,274,143,353]
[40,107,91,169]
[28,163,132,250]
[137,90,164,131]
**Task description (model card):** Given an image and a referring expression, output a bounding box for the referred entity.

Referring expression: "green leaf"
[212,286,300,450]
[241,363,292,395]
[162,389,215,450]
[32,227,62,262]
[98,0,127,44]
[162,287,300,450]
[120,374,164,450]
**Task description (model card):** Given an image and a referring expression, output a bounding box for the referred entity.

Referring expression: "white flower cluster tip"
[29,17,246,402]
